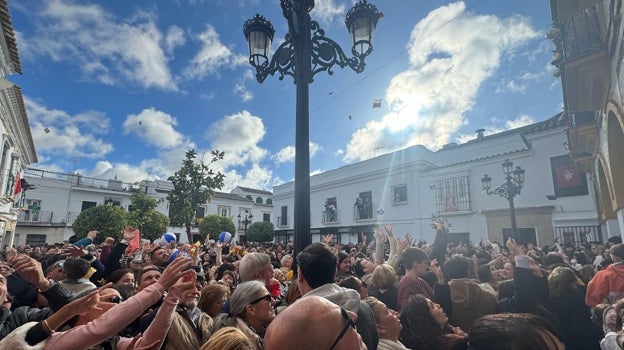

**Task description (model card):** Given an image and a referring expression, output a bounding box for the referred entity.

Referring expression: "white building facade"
[273,115,603,247]
[0,0,38,248]
[14,171,272,246]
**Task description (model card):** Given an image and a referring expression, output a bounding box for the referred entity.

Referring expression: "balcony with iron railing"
[276,216,288,228]
[17,210,81,225]
[322,209,340,224]
[555,1,607,63]
[353,203,376,221]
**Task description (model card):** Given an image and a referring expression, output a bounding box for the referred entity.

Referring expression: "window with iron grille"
[26,234,46,247]
[554,225,602,246]
[435,176,470,213]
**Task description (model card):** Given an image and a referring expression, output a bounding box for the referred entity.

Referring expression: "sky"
[9,0,562,192]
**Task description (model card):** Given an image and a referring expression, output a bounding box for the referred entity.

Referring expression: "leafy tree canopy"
[167,149,225,242]
[127,191,169,241]
[72,205,128,244]
[247,221,274,243]
[198,214,236,241]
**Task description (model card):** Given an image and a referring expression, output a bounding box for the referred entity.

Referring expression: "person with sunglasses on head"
[212,280,276,350]
[264,295,366,350]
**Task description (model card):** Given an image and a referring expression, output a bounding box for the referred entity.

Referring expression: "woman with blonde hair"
[198,283,230,318]
[368,263,399,311]
[200,327,253,350]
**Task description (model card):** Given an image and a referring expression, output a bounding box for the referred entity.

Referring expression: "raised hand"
[430,258,445,284]
[506,237,523,256]
[396,238,411,254]
[66,283,112,315]
[11,254,48,290]
[383,225,394,236]
[61,245,86,258]
[158,256,191,291]
[167,269,197,299]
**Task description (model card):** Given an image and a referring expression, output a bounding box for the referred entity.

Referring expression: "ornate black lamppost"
[481,159,526,240]
[238,210,253,244]
[243,0,381,255]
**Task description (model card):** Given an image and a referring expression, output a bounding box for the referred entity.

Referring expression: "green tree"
[72,205,128,244]
[126,190,169,241]
[247,221,274,243]
[198,214,236,241]
[167,149,225,242]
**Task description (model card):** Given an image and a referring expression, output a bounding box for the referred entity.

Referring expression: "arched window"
[256,197,263,204]
[246,195,253,201]
[266,198,273,204]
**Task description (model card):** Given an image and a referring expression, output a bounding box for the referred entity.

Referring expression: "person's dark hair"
[477,264,492,283]
[591,303,610,329]
[113,284,137,300]
[462,313,562,350]
[542,253,565,268]
[106,268,134,285]
[339,276,364,293]
[137,265,162,284]
[62,257,90,280]
[442,256,471,280]
[353,259,366,278]
[215,263,237,281]
[399,294,455,350]
[337,252,350,265]
[497,280,514,300]
[297,243,337,289]
[400,247,428,271]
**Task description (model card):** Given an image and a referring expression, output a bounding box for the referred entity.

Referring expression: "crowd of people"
[0,222,622,349]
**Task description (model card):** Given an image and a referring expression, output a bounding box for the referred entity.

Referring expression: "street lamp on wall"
[243,0,381,256]
[238,210,253,244]
[481,159,525,241]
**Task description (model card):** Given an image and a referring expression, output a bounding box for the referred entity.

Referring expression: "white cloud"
[18,0,178,90]
[122,108,186,149]
[183,24,247,79]
[311,0,346,24]
[207,110,268,167]
[234,70,254,102]
[274,142,322,164]
[310,169,325,176]
[165,25,186,55]
[274,146,295,164]
[454,114,535,144]
[25,97,114,159]
[343,2,539,162]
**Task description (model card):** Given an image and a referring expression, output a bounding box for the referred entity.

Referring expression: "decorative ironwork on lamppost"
[238,210,253,244]
[481,159,526,240]
[243,0,382,255]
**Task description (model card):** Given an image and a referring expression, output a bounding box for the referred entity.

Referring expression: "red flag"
[13,172,22,196]
[128,228,141,253]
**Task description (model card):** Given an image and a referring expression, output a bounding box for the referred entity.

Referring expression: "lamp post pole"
[481,159,526,241]
[244,0,381,256]
[238,211,253,244]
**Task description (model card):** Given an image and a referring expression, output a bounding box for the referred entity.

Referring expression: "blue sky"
[9,0,561,191]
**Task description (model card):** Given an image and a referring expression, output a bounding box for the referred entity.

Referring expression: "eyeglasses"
[249,294,272,305]
[329,307,357,350]
[106,296,123,304]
